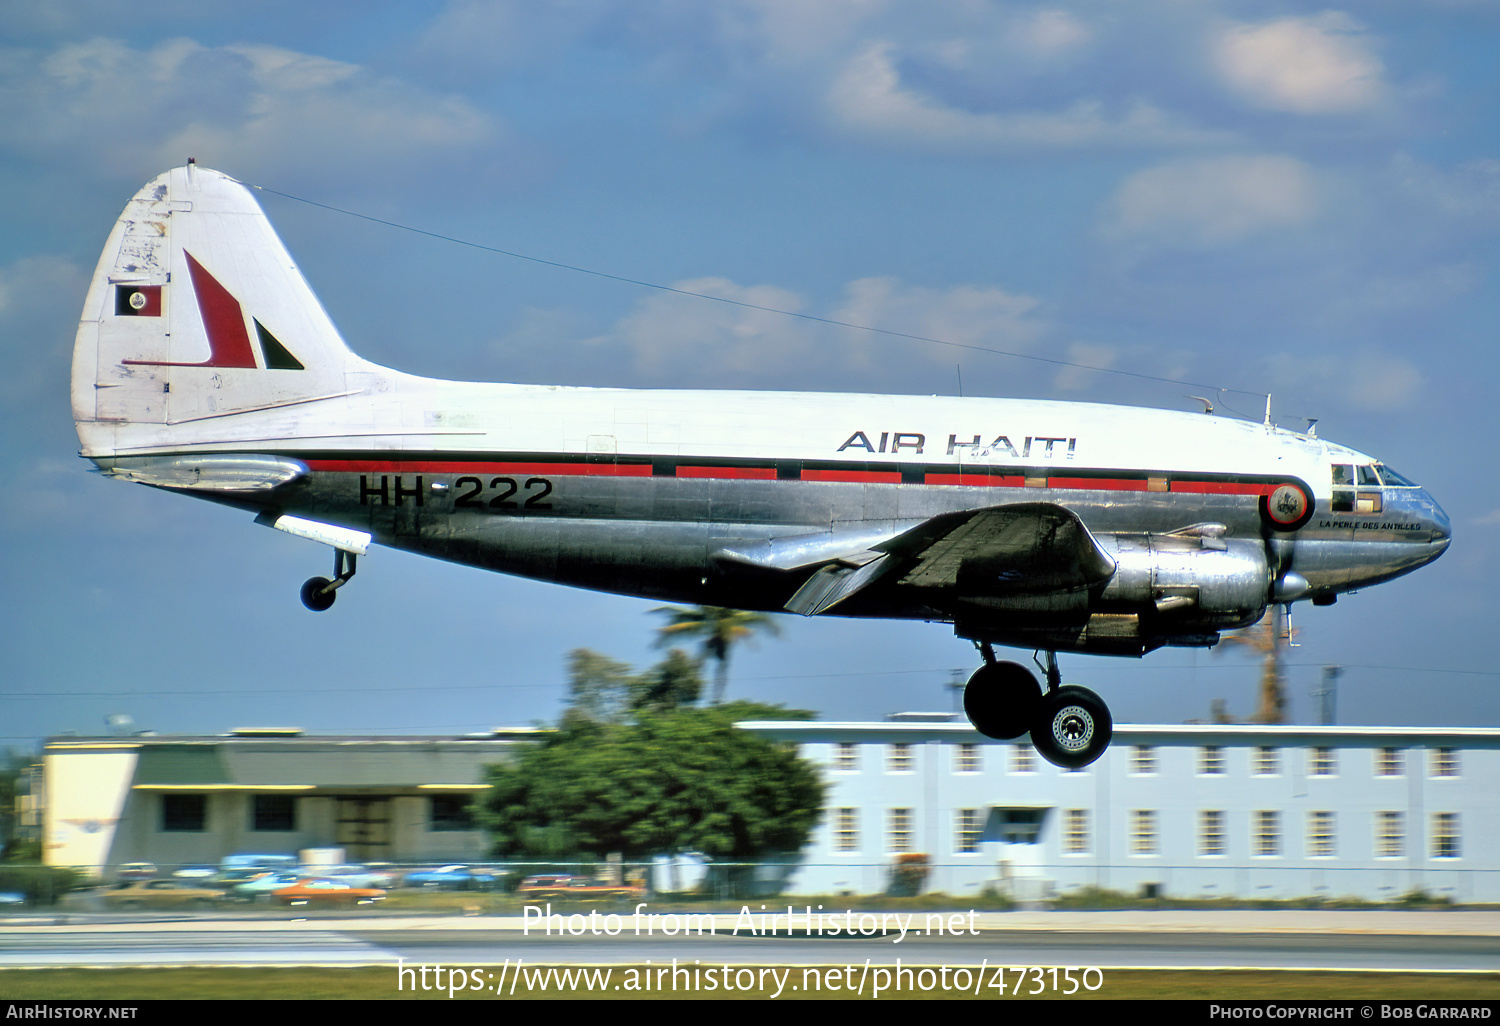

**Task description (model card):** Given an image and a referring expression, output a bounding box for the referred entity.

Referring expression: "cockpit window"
[1331,463,1386,513]
[1375,464,1417,487]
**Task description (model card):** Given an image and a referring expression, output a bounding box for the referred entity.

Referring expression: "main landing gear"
[300,548,357,612]
[962,645,1112,769]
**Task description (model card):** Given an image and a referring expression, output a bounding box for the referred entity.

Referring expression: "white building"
[738,719,1500,904]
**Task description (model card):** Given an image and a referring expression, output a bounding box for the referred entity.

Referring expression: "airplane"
[71,164,1451,768]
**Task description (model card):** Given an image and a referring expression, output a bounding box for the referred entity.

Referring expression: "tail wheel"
[962,661,1042,740]
[301,577,336,612]
[1030,685,1112,769]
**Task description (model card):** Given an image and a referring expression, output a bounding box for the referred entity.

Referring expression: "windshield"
[1375,464,1418,487]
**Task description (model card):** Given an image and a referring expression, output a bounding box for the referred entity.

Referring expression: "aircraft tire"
[1031,685,1112,770]
[300,577,336,612]
[963,661,1042,740]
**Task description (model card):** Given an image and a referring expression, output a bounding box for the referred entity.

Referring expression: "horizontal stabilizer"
[254,512,371,555]
[97,454,306,491]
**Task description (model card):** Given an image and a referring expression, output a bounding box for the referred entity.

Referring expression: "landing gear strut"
[300,548,356,612]
[962,646,1113,769]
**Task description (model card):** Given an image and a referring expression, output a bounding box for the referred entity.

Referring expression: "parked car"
[115,863,157,882]
[104,879,227,910]
[220,853,299,876]
[313,864,399,889]
[272,879,386,907]
[231,871,304,902]
[402,865,499,891]
[171,864,220,880]
[516,875,645,900]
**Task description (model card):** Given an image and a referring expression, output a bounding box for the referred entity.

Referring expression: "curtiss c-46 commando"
[72,166,1451,767]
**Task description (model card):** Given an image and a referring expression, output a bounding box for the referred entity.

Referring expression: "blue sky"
[3,1,1498,745]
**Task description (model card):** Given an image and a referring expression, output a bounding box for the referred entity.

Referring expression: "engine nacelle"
[1097,533,1271,619]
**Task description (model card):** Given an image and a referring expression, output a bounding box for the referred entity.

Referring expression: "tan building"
[41,730,531,874]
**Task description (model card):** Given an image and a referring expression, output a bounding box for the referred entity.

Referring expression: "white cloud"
[1108,154,1319,244]
[1013,8,1093,57]
[1392,154,1500,222]
[1052,342,1119,392]
[588,274,1046,389]
[826,41,1214,151]
[0,37,509,192]
[602,276,817,383]
[1214,13,1385,115]
[1268,351,1423,410]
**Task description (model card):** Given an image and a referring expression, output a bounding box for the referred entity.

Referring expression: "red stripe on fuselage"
[1047,477,1150,491]
[1169,480,1274,495]
[297,456,1291,496]
[677,466,777,479]
[802,468,903,483]
[924,473,1025,487]
[303,459,652,476]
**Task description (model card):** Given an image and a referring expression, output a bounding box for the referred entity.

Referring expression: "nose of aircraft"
[1426,489,1451,554]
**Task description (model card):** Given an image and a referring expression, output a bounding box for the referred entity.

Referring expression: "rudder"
[73,164,363,457]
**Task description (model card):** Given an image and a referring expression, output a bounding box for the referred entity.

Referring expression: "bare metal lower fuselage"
[99,447,1448,657]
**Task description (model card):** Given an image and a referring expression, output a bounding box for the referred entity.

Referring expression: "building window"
[1308,811,1336,858]
[1431,748,1460,778]
[1432,813,1461,859]
[161,794,206,833]
[1377,812,1404,858]
[1253,747,1279,776]
[1376,748,1404,777]
[1131,810,1158,856]
[1254,811,1280,856]
[834,742,859,772]
[954,743,981,774]
[1309,748,1336,776]
[429,795,474,832]
[252,795,296,832]
[1200,811,1225,856]
[888,744,913,774]
[1011,744,1036,774]
[889,808,912,853]
[955,809,983,854]
[1064,810,1089,855]
[1131,746,1157,775]
[1199,746,1224,775]
[834,808,859,853]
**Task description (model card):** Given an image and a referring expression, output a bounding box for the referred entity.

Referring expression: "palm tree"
[650,605,781,704]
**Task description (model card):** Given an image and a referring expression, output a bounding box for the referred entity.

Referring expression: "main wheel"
[1030,685,1112,769]
[963,661,1043,740]
[300,577,336,611]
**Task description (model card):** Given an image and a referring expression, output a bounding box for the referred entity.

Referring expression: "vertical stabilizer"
[73,165,365,457]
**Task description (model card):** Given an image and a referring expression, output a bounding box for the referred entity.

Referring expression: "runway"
[3,910,1497,974]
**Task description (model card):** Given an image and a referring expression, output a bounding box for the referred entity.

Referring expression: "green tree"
[563,649,637,725]
[651,605,782,704]
[476,706,825,863]
[562,648,705,724]
[629,648,703,714]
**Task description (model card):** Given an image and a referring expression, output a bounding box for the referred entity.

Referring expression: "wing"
[778,502,1116,616]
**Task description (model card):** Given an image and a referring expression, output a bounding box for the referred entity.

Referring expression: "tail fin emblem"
[123,252,302,370]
